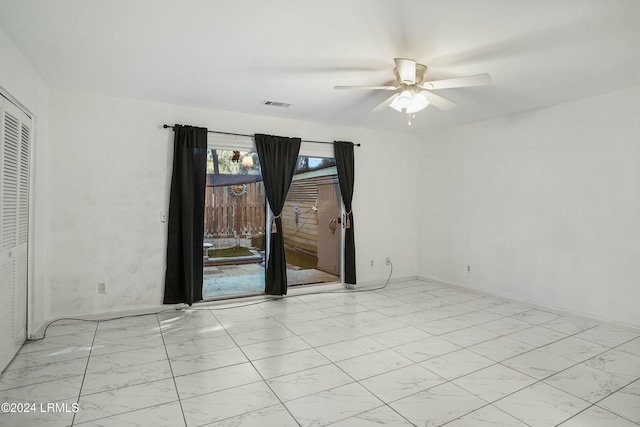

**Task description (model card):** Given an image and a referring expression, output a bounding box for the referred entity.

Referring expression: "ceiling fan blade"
[394,58,416,84]
[371,94,398,112]
[420,91,457,111]
[422,73,492,90]
[334,85,398,90]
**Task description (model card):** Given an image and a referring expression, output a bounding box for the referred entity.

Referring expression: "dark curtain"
[334,141,356,284]
[163,125,208,305]
[255,134,301,295]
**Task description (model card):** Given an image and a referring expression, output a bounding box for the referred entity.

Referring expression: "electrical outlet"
[370,260,374,267]
[98,282,106,294]
[467,265,471,272]
[385,257,391,265]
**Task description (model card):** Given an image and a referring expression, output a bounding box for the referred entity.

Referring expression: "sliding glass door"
[202,148,265,298]
[202,141,342,298]
[281,156,341,287]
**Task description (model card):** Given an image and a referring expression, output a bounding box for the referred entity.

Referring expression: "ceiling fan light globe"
[406,92,429,113]
[399,90,413,107]
[390,90,413,111]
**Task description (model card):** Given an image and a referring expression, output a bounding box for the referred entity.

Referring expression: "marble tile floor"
[1,279,639,426]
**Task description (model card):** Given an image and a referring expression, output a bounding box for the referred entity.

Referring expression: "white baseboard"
[416,275,640,333]
[355,274,418,288]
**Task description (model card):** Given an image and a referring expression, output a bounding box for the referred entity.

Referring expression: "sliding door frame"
[290,141,344,286]
[205,135,345,295]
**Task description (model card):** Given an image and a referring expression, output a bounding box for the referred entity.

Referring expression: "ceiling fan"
[334,58,491,124]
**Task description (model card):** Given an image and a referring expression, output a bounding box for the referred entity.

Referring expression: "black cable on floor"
[24,309,177,343]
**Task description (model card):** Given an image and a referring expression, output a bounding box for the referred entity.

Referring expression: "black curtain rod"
[162,124,361,147]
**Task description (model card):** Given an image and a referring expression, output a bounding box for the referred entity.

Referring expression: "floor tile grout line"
[0,323,172,394]
[314,300,635,426]
[276,313,425,366]
[276,298,516,380]
[356,356,506,413]
[459,350,633,425]
[348,357,457,426]
[239,353,333,382]
[70,321,99,426]
[78,354,173,378]
[611,336,640,356]
[458,323,604,367]
[254,304,434,424]
[438,402,533,427]
[0,373,87,396]
[587,377,640,425]
[319,403,410,427]
[545,394,634,426]
[210,308,303,427]
[72,401,183,426]
[350,353,504,427]
[460,325,638,422]
[157,313,189,427]
[348,306,569,364]
[201,402,291,427]
[443,369,576,427]
[494,347,610,385]
[554,377,640,426]
[275,301,509,425]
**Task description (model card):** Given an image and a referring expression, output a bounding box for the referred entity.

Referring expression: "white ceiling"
[1,0,638,134]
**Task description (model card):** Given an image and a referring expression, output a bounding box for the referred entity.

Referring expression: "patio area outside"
[202,263,339,297]
[202,150,341,298]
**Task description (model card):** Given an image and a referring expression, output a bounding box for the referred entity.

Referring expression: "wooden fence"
[204,182,265,237]
[204,170,337,249]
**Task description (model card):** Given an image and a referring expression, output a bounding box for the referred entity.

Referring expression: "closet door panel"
[0,96,31,372]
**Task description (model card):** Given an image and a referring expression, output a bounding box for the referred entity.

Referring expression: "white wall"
[418,85,640,328]
[47,90,419,318]
[0,25,50,335]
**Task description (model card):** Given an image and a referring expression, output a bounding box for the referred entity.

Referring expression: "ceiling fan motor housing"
[393,61,427,85]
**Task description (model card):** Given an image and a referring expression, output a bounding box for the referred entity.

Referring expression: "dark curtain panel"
[334,141,356,284]
[163,125,208,305]
[255,134,301,295]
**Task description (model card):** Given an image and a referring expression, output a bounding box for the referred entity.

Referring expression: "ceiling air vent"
[262,100,292,108]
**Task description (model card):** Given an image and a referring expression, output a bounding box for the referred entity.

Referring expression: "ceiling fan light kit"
[389,90,429,114]
[393,90,413,109]
[335,58,491,125]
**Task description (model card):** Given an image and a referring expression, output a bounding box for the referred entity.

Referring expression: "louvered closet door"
[0,96,30,373]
